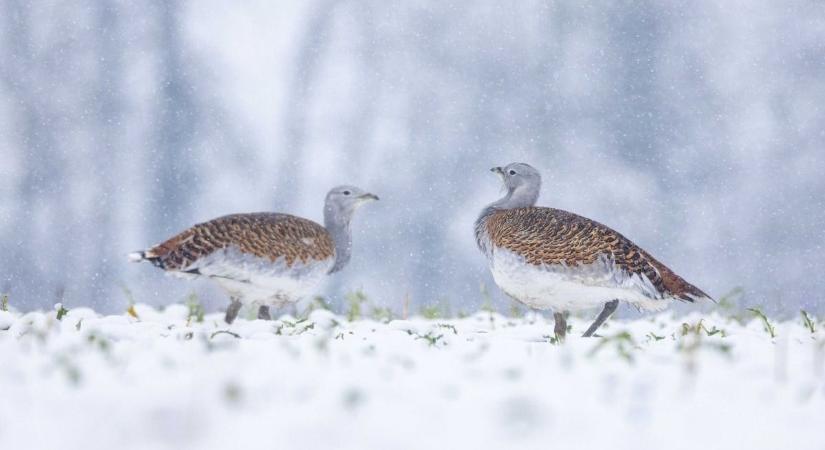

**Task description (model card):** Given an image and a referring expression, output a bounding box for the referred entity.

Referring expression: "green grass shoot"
[801,310,816,334]
[747,307,776,338]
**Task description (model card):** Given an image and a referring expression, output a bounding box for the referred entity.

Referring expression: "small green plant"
[419,305,441,319]
[404,329,445,347]
[747,307,776,338]
[414,331,444,347]
[646,332,665,342]
[298,296,332,320]
[435,323,458,335]
[185,293,205,324]
[546,334,563,345]
[346,290,368,321]
[0,293,8,312]
[680,320,726,338]
[588,331,637,363]
[801,310,816,334]
[56,355,82,385]
[370,306,394,323]
[126,303,139,319]
[277,318,316,335]
[704,326,724,337]
[677,319,732,375]
[302,296,332,318]
[55,303,69,321]
[86,333,111,353]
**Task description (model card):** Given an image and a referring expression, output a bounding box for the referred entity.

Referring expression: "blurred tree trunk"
[89,2,125,308]
[149,0,198,238]
[0,1,68,304]
[277,0,339,209]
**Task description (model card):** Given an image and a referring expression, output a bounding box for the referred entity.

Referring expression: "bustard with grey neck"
[130,186,378,323]
[475,163,711,338]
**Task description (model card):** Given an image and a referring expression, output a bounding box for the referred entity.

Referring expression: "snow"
[1,305,823,450]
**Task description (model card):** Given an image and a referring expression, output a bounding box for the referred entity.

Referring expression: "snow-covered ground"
[1,304,823,450]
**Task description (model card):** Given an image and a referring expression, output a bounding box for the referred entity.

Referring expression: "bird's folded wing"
[145,213,335,273]
[486,207,709,302]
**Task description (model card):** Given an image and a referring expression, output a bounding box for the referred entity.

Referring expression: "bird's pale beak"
[359,193,379,201]
[491,167,505,180]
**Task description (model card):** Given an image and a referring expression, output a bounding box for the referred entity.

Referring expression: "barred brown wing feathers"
[485,207,706,301]
[648,257,712,302]
[486,208,612,266]
[146,213,335,272]
[614,238,710,302]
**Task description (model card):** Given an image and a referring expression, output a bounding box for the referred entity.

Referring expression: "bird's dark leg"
[582,299,619,337]
[258,305,271,320]
[553,311,567,341]
[224,298,242,324]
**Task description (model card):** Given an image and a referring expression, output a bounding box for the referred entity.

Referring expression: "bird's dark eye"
[508,170,517,175]
[343,190,351,196]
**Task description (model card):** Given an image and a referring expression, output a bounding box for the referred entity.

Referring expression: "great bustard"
[129,186,378,323]
[475,163,711,338]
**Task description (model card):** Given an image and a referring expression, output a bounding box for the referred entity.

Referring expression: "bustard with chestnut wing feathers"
[475,163,711,338]
[130,186,378,323]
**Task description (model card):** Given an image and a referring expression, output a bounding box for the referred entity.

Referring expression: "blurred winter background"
[0,1,823,314]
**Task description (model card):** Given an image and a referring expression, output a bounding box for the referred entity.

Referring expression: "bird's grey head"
[324,185,378,274]
[490,162,541,207]
[324,185,379,224]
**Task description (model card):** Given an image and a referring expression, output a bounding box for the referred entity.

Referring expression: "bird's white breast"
[487,246,669,312]
[178,246,334,306]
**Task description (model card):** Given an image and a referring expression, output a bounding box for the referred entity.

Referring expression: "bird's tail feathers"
[128,251,147,262]
[128,249,164,269]
[684,286,715,304]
